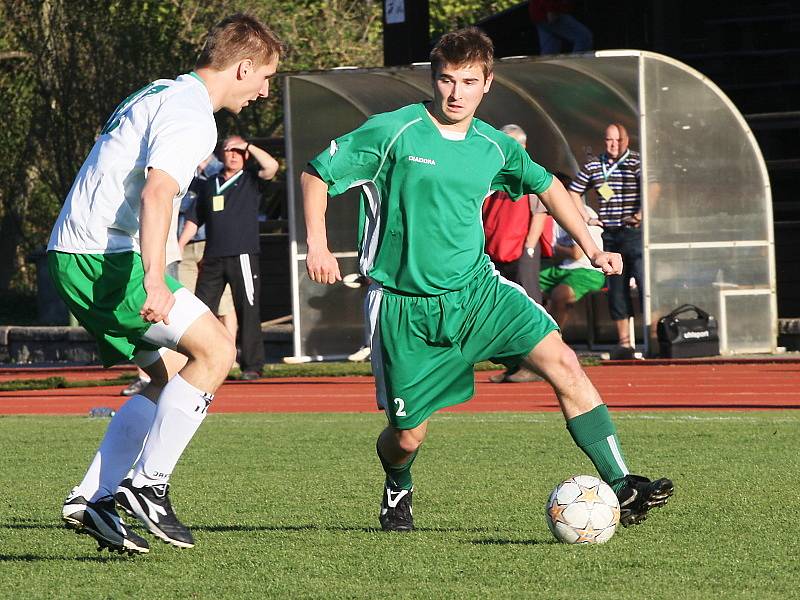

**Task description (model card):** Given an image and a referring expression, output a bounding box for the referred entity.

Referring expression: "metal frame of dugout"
[283,50,777,360]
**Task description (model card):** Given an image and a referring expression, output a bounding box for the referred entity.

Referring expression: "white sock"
[131,374,212,488]
[75,394,156,502]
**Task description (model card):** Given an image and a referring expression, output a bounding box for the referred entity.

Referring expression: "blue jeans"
[536,14,593,55]
[601,227,643,321]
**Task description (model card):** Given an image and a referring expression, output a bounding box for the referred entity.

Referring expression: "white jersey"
[48,73,216,254]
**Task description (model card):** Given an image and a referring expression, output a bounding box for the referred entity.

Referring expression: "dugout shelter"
[283,51,776,359]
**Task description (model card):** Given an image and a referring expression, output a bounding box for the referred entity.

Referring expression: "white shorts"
[134,287,209,367]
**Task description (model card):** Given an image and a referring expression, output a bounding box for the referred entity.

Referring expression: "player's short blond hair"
[430,27,494,79]
[196,13,283,71]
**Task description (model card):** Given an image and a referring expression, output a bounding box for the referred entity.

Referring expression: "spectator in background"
[177,155,239,357]
[482,124,550,383]
[186,135,279,380]
[529,0,593,55]
[482,124,549,302]
[540,204,606,327]
[120,191,184,396]
[569,123,641,359]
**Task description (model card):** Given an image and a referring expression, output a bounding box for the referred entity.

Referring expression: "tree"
[429,0,523,38]
[0,0,229,291]
[0,0,512,296]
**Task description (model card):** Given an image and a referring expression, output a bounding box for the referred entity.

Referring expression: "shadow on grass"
[194,523,327,533]
[195,524,391,534]
[193,523,526,535]
[0,523,142,562]
[0,553,131,563]
[2,522,64,530]
[472,537,557,546]
[4,521,510,535]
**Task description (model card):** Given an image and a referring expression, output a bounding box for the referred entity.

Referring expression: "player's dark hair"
[430,27,494,79]
[196,13,283,70]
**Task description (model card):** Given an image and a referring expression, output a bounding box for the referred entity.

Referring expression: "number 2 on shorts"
[393,397,407,416]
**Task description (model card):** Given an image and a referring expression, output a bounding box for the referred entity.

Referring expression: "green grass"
[0,375,135,392]
[1,411,797,599]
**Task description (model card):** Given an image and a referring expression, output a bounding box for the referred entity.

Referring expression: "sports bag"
[657,304,720,358]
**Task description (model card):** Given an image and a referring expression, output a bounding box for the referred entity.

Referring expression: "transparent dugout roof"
[284,51,775,358]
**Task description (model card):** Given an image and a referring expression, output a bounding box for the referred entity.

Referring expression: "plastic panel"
[285,52,776,358]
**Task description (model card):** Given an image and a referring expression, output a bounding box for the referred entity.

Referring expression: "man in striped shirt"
[569,123,642,356]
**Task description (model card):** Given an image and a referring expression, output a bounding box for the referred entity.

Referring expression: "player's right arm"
[568,190,592,223]
[140,168,180,324]
[302,168,341,284]
[567,164,598,225]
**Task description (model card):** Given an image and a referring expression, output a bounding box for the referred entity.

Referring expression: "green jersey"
[310,102,553,296]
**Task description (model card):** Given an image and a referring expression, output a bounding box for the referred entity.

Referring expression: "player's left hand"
[140,277,175,325]
[591,251,623,275]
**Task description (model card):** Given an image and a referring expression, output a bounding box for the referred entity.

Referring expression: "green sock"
[566,405,629,492]
[377,442,417,491]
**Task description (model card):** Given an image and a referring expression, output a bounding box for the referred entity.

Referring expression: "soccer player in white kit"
[48,14,281,554]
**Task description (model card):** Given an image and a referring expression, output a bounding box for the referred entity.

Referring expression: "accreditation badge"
[212,195,225,211]
[598,183,615,201]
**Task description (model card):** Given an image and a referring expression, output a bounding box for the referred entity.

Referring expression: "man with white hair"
[482,123,550,383]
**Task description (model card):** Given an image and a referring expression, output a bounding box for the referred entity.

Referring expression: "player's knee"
[214,335,237,372]
[552,284,575,304]
[550,341,583,381]
[188,329,236,374]
[396,429,425,454]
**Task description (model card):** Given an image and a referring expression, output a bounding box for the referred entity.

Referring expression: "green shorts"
[539,266,606,301]
[372,264,558,429]
[47,251,182,367]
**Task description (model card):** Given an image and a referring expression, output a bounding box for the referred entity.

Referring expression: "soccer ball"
[546,475,620,544]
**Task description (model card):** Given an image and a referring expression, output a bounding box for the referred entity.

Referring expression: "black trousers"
[601,226,643,321]
[494,247,542,303]
[195,253,265,372]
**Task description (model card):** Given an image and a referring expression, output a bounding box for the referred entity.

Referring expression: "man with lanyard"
[178,155,239,348]
[569,123,642,358]
[49,14,282,554]
[302,28,672,532]
[184,135,279,380]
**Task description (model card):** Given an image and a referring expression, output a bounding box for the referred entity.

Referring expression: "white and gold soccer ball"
[546,475,620,544]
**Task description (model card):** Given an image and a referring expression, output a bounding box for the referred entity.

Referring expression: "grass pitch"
[1,411,798,599]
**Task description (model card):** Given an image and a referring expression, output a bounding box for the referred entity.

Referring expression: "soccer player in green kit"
[301,27,673,532]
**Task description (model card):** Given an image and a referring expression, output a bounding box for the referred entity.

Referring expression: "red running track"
[0,360,798,415]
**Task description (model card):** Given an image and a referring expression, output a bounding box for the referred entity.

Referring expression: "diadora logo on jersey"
[408,155,436,166]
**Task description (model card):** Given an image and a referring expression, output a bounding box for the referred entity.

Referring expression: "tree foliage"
[0,0,511,295]
[429,0,522,37]
[0,0,230,291]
